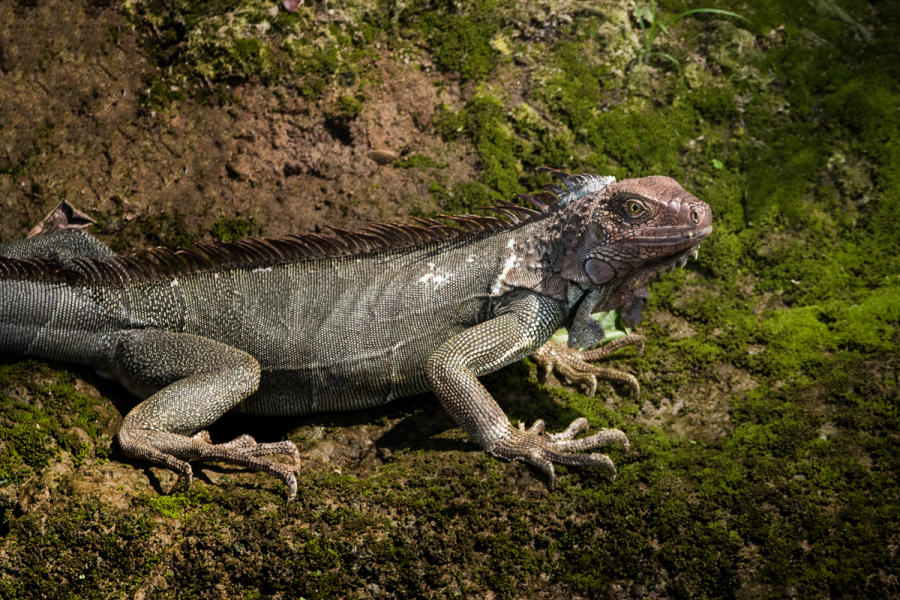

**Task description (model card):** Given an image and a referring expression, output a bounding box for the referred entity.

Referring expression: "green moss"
[459,92,523,195]
[4,419,55,469]
[428,179,495,214]
[757,306,832,377]
[436,90,569,198]
[1,502,159,597]
[128,0,380,105]
[394,153,438,169]
[688,84,739,122]
[829,284,899,352]
[334,94,364,120]
[536,38,613,129]
[697,228,743,280]
[0,362,110,485]
[415,0,501,81]
[825,77,898,142]
[145,486,214,519]
[192,35,275,83]
[137,210,195,249]
[290,42,341,98]
[210,216,262,243]
[434,103,466,140]
[143,77,186,110]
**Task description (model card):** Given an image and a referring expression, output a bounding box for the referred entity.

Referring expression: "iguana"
[0,170,711,499]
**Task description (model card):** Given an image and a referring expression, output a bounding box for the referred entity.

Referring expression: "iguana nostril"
[690,209,700,224]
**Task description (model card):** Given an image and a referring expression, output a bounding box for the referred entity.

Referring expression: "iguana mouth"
[627,225,712,274]
[631,224,713,247]
[653,238,707,274]
[636,225,711,276]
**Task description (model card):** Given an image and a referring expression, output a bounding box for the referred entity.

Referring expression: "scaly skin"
[533,334,646,399]
[0,171,712,498]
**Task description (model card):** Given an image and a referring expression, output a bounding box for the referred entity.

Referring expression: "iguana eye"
[625,199,646,218]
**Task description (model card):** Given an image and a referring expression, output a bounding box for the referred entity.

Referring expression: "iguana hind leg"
[426,293,628,487]
[533,334,644,400]
[107,329,300,499]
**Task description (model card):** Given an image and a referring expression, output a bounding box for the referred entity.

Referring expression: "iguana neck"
[488,188,613,308]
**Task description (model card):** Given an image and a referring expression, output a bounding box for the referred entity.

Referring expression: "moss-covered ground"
[0,1,897,598]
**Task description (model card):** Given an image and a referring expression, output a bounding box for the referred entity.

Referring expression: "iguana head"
[559,175,713,288]
[452,170,710,326]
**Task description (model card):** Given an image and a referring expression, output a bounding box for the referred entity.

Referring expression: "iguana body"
[0,171,711,498]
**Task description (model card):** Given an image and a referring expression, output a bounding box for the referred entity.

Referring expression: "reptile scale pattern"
[0,172,712,497]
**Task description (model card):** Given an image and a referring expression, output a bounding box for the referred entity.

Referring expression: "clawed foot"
[490,417,629,487]
[120,428,301,500]
[190,430,301,500]
[533,334,644,400]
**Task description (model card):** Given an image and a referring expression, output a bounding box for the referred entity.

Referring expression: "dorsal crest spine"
[539,168,616,206]
[0,170,610,287]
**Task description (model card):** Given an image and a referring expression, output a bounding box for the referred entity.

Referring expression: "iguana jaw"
[630,223,713,248]
[624,222,712,283]
[628,222,712,269]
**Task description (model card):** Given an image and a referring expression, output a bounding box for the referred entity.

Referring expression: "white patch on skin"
[491,237,519,296]
[170,278,179,288]
[466,255,475,263]
[418,262,451,288]
[252,266,273,273]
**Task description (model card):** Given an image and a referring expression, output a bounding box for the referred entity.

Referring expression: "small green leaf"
[549,310,630,346]
[634,6,655,23]
[655,51,680,66]
[712,158,724,169]
[675,8,748,23]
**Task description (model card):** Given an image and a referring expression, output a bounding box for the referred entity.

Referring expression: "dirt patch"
[637,353,757,442]
[649,309,697,339]
[0,1,150,233]
[0,4,475,248]
[217,55,477,236]
[643,361,757,442]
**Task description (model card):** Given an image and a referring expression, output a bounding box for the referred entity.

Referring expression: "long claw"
[194,434,300,499]
[490,418,628,486]
[547,417,590,441]
[121,428,301,500]
[533,336,643,401]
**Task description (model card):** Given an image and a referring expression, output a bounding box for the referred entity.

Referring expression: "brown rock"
[367,149,398,165]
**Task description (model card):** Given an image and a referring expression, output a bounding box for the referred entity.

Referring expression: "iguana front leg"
[426,293,628,486]
[106,329,300,499]
[533,335,644,400]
